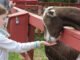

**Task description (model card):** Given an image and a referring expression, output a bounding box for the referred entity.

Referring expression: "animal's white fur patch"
[44,28,56,42]
[76,54,80,60]
[43,6,56,18]
[47,9,56,17]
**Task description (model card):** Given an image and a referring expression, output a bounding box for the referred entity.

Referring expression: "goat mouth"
[48,36,57,42]
[44,34,57,42]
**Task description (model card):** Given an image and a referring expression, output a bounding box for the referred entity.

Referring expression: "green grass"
[9,46,47,60]
[34,33,48,60]
[33,46,48,60]
[9,53,22,60]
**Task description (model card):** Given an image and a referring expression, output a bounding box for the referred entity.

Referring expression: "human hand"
[40,41,57,46]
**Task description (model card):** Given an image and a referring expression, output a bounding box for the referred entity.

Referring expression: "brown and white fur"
[43,6,80,60]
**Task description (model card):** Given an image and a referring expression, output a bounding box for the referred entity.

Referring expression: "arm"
[0,34,41,53]
[0,33,56,53]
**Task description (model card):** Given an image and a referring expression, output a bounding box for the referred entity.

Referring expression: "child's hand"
[40,41,57,46]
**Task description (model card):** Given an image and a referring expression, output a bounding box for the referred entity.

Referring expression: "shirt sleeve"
[0,34,41,53]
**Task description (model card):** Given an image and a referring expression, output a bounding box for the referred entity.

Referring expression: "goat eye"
[48,11,54,15]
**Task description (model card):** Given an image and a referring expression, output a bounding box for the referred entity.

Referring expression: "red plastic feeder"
[60,28,80,51]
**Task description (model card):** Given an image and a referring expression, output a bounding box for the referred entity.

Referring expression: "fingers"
[41,41,57,46]
[44,42,57,46]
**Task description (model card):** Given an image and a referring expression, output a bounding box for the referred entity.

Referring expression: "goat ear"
[47,10,56,17]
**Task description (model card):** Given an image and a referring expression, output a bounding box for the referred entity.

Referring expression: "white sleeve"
[0,34,41,53]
